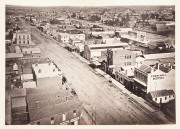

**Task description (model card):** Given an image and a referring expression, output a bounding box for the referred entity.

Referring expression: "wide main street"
[19,18,171,125]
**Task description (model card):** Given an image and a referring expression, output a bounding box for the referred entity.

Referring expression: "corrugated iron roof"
[149,89,175,98]
[28,98,82,122]
[143,53,175,60]
[12,97,26,108]
[138,64,151,73]
[159,65,171,73]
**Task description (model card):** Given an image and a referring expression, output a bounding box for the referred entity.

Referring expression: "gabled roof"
[6,89,26,98]
[22,81,36,88]
[28,98,82,122]
[21,74,33,81]
[12,97,26,108]
[138,64,151,73]
[6,53,23,59]
[149,89,175,98]
[143,53,175,60]
[159,65,171,73]
[159,58,175,64]
[87,43,129,50]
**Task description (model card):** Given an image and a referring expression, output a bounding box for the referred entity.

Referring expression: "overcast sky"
[5,0,175,6]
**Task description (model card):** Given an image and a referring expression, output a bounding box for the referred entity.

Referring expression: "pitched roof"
[159,58,175,64]
[28,98,82,122]
[143,53,175,60]
[22,81,36,88]
[138,64,151,73]
[159,65,171,73]
[149,89,175,98]
[21,74,33,80]
[144,60,159,66]
[87,43,129,50]
[6,53,23,59]
[12,97,26,108]
[6,89,26,98]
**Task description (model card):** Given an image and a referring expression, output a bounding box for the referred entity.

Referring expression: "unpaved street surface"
[20,19,169,125]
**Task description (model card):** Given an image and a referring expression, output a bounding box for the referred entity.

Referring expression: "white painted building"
[84,43,130,61]
[58,33,85,43]
[147,89,175,104]
[133,63,175,98]
[16,30,31,45]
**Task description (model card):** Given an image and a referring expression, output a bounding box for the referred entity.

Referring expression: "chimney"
[38,69,41,73]
[156,63,159,70]
[53,68,56,72]
[168,63,171,67]
[125,70,127,75]
[151,67,154,73]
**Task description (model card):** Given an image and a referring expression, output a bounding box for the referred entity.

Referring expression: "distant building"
[16,30,31,45]
[156,23,166,31]
[58,33,85,44]
[15,46,21,53]
[107,49,136,75]
[84,43,130,61]
[115,28,132,36]
[21,47,41,58]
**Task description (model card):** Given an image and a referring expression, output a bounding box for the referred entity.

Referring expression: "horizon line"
[6,4,175,7]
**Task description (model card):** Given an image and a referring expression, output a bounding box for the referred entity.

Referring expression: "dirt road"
[19,18,168,125]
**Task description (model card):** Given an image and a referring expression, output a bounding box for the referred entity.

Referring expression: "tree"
[71,12,76,18]
[141,13,149,26]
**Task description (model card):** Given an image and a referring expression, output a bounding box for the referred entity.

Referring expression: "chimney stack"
[38,69,41,73]
[125,70,127,75]
[156,63,159,70]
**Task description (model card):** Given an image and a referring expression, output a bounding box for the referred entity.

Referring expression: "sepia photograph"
[2,0,177,127]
